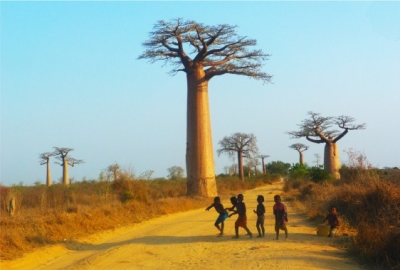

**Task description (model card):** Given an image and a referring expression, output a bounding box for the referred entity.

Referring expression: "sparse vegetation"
[284,151,400,269]
[0,173,276,260]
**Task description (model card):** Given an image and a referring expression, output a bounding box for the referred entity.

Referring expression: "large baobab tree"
[39,152,53,186]
[258,154,270,175]
[139,19,271,197]
[288,112,365,179]
[217,133,258,182]
[53,147,83,185]
[289,143,308,165]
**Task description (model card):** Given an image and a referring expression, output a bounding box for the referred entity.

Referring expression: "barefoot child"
[254,195,265,237]
[273,195,288,240]
[206,197,229,236]
[323,206,339,237]
[229,194,253,239]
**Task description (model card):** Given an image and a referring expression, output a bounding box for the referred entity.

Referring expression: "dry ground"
[1,181,363,270]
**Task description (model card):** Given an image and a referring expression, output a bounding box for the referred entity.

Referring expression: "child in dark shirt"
[229,194,253,239]
[323,206,339,237]
[273,195,288,240]
[254,195,265,237]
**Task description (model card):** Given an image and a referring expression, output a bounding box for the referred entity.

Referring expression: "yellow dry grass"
[0,175,275,261]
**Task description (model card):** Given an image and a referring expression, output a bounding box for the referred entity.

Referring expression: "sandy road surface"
[2,181,363,270]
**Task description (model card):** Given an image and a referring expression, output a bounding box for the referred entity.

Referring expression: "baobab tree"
[217,133,258,182]
[288,112,365,179]
[167,166,185,180]
[289,143,308,165]
[139,19,271,197]
[53,147,83,185]
[39,152,53,186]
[246,157,259,176]
[258,154,270,174]
[107,163,120,181]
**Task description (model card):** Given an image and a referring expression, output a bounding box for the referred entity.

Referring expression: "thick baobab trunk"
[324,142,340,179]
[299,151,305,165]
[238,151,245,182]
[63,158,69,185]
[261,159,266,175]
[186,69,217,197]
[46,162,51,187]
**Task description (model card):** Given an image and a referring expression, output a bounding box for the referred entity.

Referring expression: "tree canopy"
[288,111,366,143]
[138,18,272,82]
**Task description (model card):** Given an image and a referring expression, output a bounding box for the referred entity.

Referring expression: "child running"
[253,195,265,237]
[205,196,229,236]
[323,206,339,237]
[229,194,253,239]
[273,195,288,240]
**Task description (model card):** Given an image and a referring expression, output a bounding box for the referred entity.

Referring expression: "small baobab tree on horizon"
[139,18,271,197]
[217,133,258,182]
[288,112,365,179]
[107,163,120,182]
[167,166,185,180]
[258,154,270,175]
[289,143,308,165]
[53,147,84,185]
[39,152,53,186]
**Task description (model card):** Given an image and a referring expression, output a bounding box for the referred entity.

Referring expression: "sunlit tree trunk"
[299,152,305,165]
[237,151,245,182]
[63,157,69,185]
[46,162,51,187]
[186,68,217,197]
[324,142,340,179]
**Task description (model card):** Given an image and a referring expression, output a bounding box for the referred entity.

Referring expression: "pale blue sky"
[1,1,399,186]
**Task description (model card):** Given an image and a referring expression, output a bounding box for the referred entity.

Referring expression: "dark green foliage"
[288,163,333,183]
[266,161,291,176]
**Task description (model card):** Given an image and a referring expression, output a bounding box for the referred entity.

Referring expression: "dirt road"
[2,181,362,270]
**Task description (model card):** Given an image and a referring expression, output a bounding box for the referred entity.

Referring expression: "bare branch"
[289,143,309,152]
[288,112,366,144]
[138,18,272,82]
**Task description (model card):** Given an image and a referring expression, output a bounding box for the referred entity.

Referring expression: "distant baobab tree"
[246,157,259,176]
[107,163,120,181]
[53,147,84,185]
[139,18,271,197]
[167,166,185,180]
[289,143,308,165]
[39,152,53,186]
[288,112,365,179]
[217,133,258,182]
[258,155,270,174]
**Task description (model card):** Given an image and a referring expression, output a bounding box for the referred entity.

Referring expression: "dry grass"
[0,174,276,260]
[284,168,400,269]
